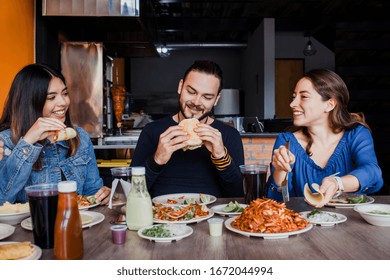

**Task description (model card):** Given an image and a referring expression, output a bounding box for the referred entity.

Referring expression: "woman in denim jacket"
[0,64,111,205]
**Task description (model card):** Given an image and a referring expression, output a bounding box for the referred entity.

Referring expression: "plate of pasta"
[224,198,313,239]
[225,217,313,239]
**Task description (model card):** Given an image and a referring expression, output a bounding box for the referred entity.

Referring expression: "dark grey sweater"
[130,115,244,198]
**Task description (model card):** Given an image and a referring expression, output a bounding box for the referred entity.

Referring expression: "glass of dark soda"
[110,167,131,220]
[239,164,269,204]
[25,183,58,249]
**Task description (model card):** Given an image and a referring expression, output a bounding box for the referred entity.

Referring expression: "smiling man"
[131,60,244,198]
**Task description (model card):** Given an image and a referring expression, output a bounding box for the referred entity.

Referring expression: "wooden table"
[5,196,390,260]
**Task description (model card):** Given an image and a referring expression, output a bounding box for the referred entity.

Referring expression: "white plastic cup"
[207,218,224,237]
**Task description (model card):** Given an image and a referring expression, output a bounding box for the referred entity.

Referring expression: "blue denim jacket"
[0,127,102,204]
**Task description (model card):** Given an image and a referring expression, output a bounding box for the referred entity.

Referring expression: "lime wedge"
[224,201,237,212]
[233,201,245,212]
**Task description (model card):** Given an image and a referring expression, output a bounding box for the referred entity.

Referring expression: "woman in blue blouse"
[0,64,111,205]
[267,69,383,207]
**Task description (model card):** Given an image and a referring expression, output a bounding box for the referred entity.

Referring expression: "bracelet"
[332,176,344,198]
[210,147,232,171]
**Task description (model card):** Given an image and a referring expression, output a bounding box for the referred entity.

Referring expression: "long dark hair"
[0,63,80,168]
[291,69,369,156]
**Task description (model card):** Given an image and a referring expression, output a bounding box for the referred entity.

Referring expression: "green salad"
[142,224,172,238]
[347,195,367,204]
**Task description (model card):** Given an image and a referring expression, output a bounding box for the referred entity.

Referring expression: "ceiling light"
[303,37,317,56]
[156,43,170,57]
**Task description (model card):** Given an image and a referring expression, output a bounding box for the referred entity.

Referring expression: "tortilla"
[179,118,203,151]
[0,242,33,260]
[54,127,77,142]
[304,183,324,206]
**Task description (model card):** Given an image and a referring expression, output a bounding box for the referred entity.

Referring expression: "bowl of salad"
[354,203,390,226]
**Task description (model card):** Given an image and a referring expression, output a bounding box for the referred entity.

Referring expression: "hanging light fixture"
[156,43,170,57]
[303,37,317,56]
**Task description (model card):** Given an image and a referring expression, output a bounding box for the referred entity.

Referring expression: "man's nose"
[192,95,202,105]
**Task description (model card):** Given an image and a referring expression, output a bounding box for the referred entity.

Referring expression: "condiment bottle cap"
[58,181,77,193]
[131,166,145,175]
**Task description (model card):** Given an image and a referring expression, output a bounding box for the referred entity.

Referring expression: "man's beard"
[178,100,210,121]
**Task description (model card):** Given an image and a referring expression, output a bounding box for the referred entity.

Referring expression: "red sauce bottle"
[54,181,84,260]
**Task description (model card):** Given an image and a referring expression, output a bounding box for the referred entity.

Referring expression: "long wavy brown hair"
[290,69,369,156]
[0,64,80,169]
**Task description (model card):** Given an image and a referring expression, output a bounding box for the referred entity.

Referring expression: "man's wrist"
[210,147,231,171]
[146,156,165,173]
[211,148,226,159]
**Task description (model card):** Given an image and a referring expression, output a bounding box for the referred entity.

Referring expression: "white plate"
[326,195,374,208]
[137,224,193,242]
[211,204,248,217]
[224,217,313,239]
[21,211,105,231]
[0,211,30,225]
[79,211,105,228]
[79,203,100,210]
[154,210,214,224]
[111,200,126,207]
[0,224,15,240]
[300,211,347,227]
[152,193,217,206]
[0,242,42,260]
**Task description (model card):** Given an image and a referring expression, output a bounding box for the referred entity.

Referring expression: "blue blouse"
[0,127,102,205]
[267,125,383,201]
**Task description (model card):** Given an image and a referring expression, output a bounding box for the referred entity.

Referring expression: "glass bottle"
[126,166,153,230]
[54,181,84,260]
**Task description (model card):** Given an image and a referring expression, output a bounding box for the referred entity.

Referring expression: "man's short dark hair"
[182,60,223,92]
